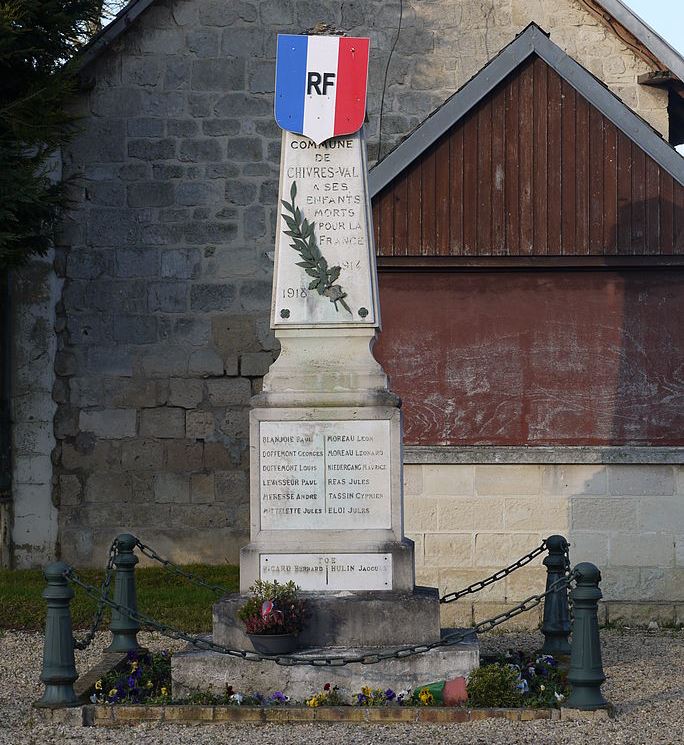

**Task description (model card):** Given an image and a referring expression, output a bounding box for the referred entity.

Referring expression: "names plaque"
[259,419,391,530]
[271,130,378,327]
[260,553,392,591]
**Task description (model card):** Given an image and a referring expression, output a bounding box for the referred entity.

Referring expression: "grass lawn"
[0,564,239,632]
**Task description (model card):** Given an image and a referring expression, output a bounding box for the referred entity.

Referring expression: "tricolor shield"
[274,34,370,145]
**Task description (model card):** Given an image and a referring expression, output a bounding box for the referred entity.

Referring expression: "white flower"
[540,684,546,692]
[89,694,98,704]
[554,691,565,702]
[230,693,244,705]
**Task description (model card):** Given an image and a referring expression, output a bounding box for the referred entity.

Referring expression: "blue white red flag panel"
[274,34,370,145]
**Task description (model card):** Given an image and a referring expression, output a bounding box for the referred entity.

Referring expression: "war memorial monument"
[173,32,478,697]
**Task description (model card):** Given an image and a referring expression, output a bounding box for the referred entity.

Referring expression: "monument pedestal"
[172,633,479,703]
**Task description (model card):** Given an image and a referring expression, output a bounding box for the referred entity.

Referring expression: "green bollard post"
[34,562,81,708]
[541,535,571,656]
[106,533,145,653]
[566,562,609,710]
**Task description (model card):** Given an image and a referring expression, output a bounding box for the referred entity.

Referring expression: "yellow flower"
[145,680,153,689]
[95,680,102,691]
[161,687,169,697]
[130,661,138,672]
[362,686,372,697]
[305,697,319,707]
[108,689,118,698]
[418,688,434,706]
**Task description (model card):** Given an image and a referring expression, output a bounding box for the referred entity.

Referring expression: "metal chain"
[64,566,576,667]
[563,541,574,624]
[134,539,231,595]
[440,541,548,604]
[72,539,118,650]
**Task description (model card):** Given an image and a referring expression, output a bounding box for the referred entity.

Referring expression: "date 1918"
[282,288,307,299]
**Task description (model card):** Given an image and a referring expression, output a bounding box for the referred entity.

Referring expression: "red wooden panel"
[379,186,394,255]
[372,198,381,252]
[560,80,576,255]
[546,68,562,254]
[392,173,409,256]
[504,72,519,256]
[463,111,478,255]
[575,95,590,254]
[406,161,422,252]
[616,131,632,252]
[420,146,436,255]
[375,270,684,446]
[449,121,464,255]
[435,135,451,255]
[603,122,618,254]
[490,82,506,255]
[676,180,684,252]
[477,103,493,251]
[631,141,646,253]
[371,54,682,258]
[589,106,604,254]
[645,156,660,254]
[518,61,534,254]
[533,57,548,254]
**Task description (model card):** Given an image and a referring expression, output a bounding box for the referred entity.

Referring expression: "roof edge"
[76,0,156,72]
[369,23,684,196]
[596,0,684,83]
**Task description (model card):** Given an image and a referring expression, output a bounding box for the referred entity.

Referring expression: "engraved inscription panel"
[260,553,392,591]
[272,130,378,327]
[259,419,391,530]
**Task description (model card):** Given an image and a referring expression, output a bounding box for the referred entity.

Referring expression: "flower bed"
[89,648,570,711]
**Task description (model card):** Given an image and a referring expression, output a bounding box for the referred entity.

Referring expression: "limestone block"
[214,469,249,502]
[439,601,473,628]
[609,465,675,496]
[127,138,176,160]
[188,348,224,377]
[404,496,440,532]
[505,496,568,531]
[606,602,676,627]
[190,284,237,312]
[140,407,185,438]
[112,314,157,344]
[79,409,136,439]
[422,464,474,496]
[542,465,607,496]
[219,408,249,439]
[505,566,547,600]
[14,455,52,485]
[154,473,190,503]
[471,497,506,530]
[405,532,424,565]
[609,533,675,567]
[191,473,215,504]
[437,497,475,531]
[403,465,423,496]
[206,378,251,405]
[473,601,541,629]
[638,497,684,532]
[240,352,272,376]
[106,378,166,408]
[85,472,131,503]
[179,138,224,162]
[567,531,609,566]
[121,439,164,470]
[474,532,542,568]
[165,440,204,471]
[424,533,473,567]
[168,378,204,408]
[475,465,541,495]
[186,410,215,439]
[59,475,82,506]
[148,282,188,313]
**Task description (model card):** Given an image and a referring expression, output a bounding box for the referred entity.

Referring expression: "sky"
[622,0,684,55]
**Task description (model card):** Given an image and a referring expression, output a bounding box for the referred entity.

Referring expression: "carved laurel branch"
[280,180,352,315]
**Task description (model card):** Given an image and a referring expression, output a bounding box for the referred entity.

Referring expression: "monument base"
[214,586,441,649]
[172,632,479,703]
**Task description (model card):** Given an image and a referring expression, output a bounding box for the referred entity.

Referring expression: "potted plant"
[238,580,308,655]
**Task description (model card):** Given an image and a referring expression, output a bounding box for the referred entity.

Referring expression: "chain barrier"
[439,540,548,604]
[64,566,576,667]
[72,538,118,650]
[563,540,574,623]
[134,539,231,595]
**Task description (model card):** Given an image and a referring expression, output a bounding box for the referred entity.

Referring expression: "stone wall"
[49,0,672,569]
[405,460,683,628]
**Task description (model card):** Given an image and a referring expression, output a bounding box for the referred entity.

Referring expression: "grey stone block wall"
[52,0,669,566]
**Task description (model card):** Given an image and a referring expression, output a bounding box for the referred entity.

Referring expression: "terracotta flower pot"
[443,676,468,706]
[247,633,299,655]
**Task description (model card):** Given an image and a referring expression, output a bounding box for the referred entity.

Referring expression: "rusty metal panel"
[373,55,684,257]
[374,270,684,446]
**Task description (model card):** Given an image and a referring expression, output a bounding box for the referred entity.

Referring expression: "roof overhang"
[369,24,684,196]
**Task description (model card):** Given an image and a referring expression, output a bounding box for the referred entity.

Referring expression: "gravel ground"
[1,627,682,744]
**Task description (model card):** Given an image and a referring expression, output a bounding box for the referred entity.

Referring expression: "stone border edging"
[79,704,566,725]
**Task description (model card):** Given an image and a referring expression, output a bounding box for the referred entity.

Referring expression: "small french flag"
[275,34,370,145]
